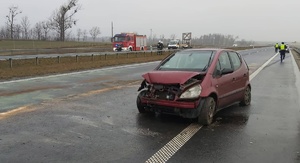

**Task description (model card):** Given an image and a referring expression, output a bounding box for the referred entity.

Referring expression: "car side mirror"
[221,68,234,75]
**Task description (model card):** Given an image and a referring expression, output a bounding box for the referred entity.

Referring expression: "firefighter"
[279,42,287,62]
[274,43,279,53]
[157,40,164,55]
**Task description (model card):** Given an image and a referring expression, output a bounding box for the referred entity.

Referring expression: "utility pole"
[150,29,152,49]
[111,21,114,42]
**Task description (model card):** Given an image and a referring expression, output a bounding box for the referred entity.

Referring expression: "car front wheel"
[136,90,147,113]
[198,97,216,125]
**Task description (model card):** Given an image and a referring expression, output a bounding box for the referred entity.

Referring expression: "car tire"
[198,97,216,125]
[240,85,251,106]
[136,90,147,113]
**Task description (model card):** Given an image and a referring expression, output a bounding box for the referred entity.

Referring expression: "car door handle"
[232,78,236,81]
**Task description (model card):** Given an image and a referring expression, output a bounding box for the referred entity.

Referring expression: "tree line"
[1,0,254,47]
[0,0,101,42]
[150,33,255,47]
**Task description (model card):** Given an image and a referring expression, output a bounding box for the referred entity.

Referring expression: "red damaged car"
[136,48,251,125]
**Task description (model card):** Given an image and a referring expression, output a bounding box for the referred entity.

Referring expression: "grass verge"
[0,51,170,81]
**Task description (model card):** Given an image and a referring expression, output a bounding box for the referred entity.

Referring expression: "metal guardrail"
[293,47,300,54]
[0,49,179,69]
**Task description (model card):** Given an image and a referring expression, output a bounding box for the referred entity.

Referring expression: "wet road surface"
[0,47,299,163]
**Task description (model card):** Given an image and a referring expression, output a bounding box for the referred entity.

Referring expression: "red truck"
[112,33,147,51]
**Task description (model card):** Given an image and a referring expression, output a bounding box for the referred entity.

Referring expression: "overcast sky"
[1,0,300,42]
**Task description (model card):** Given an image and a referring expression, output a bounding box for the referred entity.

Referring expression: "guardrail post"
[105,54,107,60]
[92,54,94,61]
[9,58,12,69]
[76,55,78,62]
[36,57,39,65]
[57,56,60,63]
[136,52,138,57]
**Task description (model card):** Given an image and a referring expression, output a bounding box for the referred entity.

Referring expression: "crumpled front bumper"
[140,97,204,118]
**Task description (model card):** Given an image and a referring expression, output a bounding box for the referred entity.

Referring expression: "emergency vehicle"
[112,33,147,51]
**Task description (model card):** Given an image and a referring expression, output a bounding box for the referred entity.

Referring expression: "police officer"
[157,40,164,55]
[274,43,279,53]
[279,42,287,62]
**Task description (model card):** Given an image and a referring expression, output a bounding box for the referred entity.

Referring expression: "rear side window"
[228,52,241,70]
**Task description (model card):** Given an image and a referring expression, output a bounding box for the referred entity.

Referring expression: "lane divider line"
[250,52,278,81]
[145,123,202,163]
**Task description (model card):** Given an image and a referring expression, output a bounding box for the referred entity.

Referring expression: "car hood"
[142,71,201,84]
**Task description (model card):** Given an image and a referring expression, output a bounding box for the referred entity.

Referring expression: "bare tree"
[33,22,43,40]
[49,0,81,41]
[89,26,101,42]
[6,5,22,39]
[82,29,87,41]
[170,34,176,40]
[21,16,30,39]
[14,24,22,39]
[76,28,81,41]
[0,26,10,39]
[65,30,74,41]
[42,21,51,40]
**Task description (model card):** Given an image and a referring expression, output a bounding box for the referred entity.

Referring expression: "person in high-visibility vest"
[274,43,279,53]
[279,42,287,62]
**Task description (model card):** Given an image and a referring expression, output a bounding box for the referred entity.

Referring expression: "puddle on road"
[214,115,249,125]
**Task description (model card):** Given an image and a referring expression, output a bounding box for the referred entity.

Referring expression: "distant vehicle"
[136,48,251,125]
[232,44,238,47]
[168,39,180,49]
[286,44,290,53]
[112,33,147,51]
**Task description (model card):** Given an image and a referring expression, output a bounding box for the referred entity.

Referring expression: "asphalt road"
[0,47,299,163]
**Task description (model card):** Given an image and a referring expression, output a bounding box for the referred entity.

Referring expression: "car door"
[228,51,248,101]
[213,51,238,109]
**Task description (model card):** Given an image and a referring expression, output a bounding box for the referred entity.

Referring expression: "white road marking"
[145,124,202,163]
[250,52,279,81]
[145,52,278,163]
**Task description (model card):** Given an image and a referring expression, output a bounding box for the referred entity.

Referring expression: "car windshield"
[114,36,126,42]
[158,50,215,71]
[169,41,179,44]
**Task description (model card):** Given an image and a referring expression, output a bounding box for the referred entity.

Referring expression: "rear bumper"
[168,46,179,49]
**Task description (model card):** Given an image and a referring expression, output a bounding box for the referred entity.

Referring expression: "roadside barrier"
[0,50,177,69]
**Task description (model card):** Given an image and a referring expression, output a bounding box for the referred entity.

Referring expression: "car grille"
[151,84,180,101]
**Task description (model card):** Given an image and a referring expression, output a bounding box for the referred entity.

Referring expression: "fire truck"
[112,33,147,51]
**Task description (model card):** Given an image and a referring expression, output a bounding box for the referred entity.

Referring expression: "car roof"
[178,48,235,53]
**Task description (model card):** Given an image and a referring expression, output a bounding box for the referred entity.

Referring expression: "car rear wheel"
[198,97,216,125]
[136,90,147,113]
[240,86,251,106]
